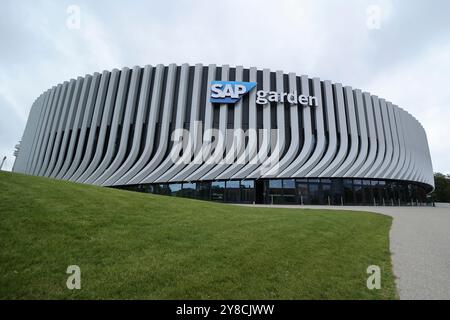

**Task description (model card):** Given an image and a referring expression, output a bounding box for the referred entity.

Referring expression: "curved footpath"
[238,204,450,300]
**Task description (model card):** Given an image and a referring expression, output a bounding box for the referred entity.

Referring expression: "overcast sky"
[1,0,449,173]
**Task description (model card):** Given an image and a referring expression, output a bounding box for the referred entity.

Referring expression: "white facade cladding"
[13,63,434,204]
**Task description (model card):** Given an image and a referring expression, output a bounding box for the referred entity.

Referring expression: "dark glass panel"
[169,183,182,196]
[240,180,255,203]
[309,183,320,205]
[269,179,282,189]
[182,182,196,198]
[343,179,354,205]
[283,179,297,204]
[322,183,332,205]
[296,181,309,205]
[196,181,211,200]
[225,180,240,203]
[211,181,225,202]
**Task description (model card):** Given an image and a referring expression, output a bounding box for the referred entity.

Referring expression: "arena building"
[13,63,434,205]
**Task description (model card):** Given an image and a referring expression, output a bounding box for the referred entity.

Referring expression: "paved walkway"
[238,204,450,300]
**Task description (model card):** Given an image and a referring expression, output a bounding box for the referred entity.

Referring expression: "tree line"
[433,173,450,203]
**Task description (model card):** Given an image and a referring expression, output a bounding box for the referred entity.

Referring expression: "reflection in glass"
[116,177,430,206]
[169,183,182,196]
[226,180,240,203]
[241,180,254,203]
[182,182,196,198]
[211,181,225,201]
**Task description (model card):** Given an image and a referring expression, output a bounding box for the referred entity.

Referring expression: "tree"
[433,173,450,203]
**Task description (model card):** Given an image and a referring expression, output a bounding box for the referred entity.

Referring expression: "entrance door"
[255,179,265,204]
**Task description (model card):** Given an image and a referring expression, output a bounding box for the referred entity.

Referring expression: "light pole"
[0,156,6,171]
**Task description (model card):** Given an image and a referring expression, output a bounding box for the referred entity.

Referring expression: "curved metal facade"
[13,63,434,198]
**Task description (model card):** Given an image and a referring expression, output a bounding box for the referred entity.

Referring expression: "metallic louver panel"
[13,64,435,190]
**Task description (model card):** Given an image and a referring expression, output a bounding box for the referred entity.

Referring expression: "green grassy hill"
[0,171,397,299]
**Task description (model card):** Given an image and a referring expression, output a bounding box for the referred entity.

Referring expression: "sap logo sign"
[210,81,257,104]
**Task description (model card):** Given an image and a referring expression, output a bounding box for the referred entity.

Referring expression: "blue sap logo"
[210,81,257,104]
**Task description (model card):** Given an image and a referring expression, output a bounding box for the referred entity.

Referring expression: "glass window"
[283,194,297,204]
[309,184,320,205]
[182,182,196,198]
[343,179,353,186]
[268,179,283,204]
[296,182,308,195]
[121,178,422,206]
[137,184,153,193]
[363,184,372,204]
[296,181,309,205]
[169,183,182,196]
[322,183,332,205]
[226,180,240,203]
[343,179,354,205]
[283,179,295,189]
[354,185,363,205]
[240,180,254,203]
[211,181,225,201]
[269,179,282,189]
[197,182,211,200]
[283,179,297,204]
[155,184,170,195]
[330,179,343,205]
[385,182,394,205]
[241,180,254,189]
[226,180,240,189]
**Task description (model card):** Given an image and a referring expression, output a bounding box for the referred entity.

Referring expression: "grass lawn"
[0,171,397,299]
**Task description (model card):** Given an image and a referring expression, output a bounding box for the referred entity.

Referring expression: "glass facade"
[116,178,431,206]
